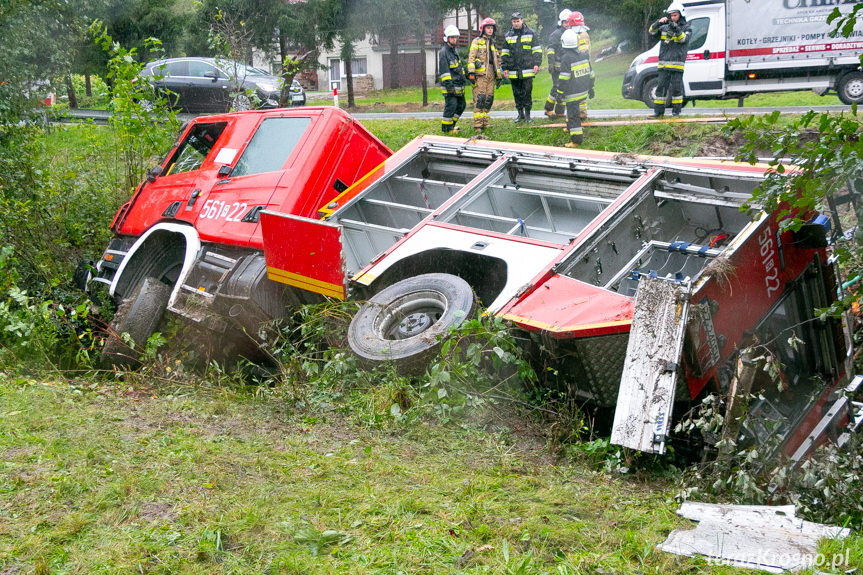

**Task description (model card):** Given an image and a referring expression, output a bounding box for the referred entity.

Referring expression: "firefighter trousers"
[511,77,534,114]
[472,74,496,129]
[654,68,684,116]
[565,97,586,145]
[442,92,466,132]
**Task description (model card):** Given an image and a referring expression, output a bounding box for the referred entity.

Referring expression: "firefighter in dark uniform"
[544,9,571,119]
[557,28,594,147]
[467,17,503,132]
[648,2,691,118]
[439,24,467,133]
[501,12,543,122]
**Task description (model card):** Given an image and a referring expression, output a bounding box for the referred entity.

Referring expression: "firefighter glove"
[495,78,502,89]
[589,88,595,99]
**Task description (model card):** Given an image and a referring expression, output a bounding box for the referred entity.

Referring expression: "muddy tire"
[347,273,477,374]
[99,276,171,370]
[838,71,863,105]
[641,76,659,108]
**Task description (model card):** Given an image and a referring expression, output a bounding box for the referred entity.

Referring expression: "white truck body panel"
[354,224,564,313]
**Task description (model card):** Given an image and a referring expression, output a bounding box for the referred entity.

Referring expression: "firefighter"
[467,17,503,132]
[648,2,691,118]
[439,24,467,134]
[501,12,543,123]
[543,9,571,119]
[556,27,594,148]
[569,11,593,120]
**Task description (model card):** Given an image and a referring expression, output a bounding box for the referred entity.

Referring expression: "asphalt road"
[63,104,852,124]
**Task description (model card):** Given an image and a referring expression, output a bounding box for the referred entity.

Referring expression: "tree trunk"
[418,21,428,106]
[84,73,92,98]
[388,29,400,89]
[342,40,355,109]
[65,76,78,109]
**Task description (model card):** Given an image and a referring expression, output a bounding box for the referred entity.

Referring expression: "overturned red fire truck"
[77,106,861,459]
[260,135,863,458]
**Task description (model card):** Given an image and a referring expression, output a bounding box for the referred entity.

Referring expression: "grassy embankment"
[1,107,858,574]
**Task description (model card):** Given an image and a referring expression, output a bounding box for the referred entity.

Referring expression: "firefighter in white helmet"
[544,9,572,118]
[556,27,594,147]
[439,24,467,133]
[647,2,690,118]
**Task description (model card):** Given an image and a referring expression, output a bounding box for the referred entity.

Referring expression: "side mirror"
[218,164,233,178]
[204,70,220,82]
[146,165,162,183]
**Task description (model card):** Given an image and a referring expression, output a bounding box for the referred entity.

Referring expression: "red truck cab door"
[116,120,229,236]
[193,115,314,247]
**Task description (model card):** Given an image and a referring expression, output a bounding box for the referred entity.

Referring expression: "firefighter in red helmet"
[467,17,503,132]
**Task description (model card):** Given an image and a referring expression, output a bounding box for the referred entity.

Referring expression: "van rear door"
[682,4,725,98]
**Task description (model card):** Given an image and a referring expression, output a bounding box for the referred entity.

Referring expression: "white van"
[622,0,863,107]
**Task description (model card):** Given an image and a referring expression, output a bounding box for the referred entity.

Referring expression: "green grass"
[346,52,843,112]
[5,378,859,574]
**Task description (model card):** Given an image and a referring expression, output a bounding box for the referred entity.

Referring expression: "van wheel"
[347,273,477,374]
[838,72,863,105]
[99,276,171,370]
[641,77,659,108]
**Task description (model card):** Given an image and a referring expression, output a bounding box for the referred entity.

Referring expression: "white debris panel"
[658,502,850,573]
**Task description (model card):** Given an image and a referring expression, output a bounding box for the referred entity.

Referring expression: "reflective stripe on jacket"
[468,36,501,77]
[648,18,691,69]
[501,24,542,78]
[438,43,467,93]
[557,44,594,103]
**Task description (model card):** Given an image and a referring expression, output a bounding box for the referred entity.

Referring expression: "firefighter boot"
[514,109,524,123]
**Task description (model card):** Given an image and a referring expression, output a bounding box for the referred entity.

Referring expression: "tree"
[194,0,335,106]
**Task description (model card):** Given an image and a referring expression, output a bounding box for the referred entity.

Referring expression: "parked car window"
[189,60,224,78]
[231,117,311,177]
[162,61,189,77]
[163,122,228,176]
[688,18,710,52]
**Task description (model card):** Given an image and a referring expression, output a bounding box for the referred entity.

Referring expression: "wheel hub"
[397,312,433,337]
[849,80,863,99]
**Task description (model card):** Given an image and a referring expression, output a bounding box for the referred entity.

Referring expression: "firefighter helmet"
[666,2,685,16]
[480,17,496,33]
[567,11,585,27]
[561,29,580,49]
[443,25,460,42]
[558,9,572,25]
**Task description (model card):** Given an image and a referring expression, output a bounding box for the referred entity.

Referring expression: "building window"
[329,58,341,90]
[350,57,368,76]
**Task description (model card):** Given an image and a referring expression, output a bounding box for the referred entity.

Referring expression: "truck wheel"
[347,273,477,373]
[838,72,863,105]
[99,276,171,370]
[641,77,659,108]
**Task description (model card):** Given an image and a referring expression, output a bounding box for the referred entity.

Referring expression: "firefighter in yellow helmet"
[467,17,503,132]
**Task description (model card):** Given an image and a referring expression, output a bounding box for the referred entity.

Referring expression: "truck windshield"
[231,117,311,177]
